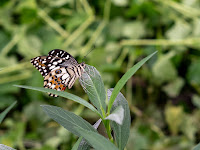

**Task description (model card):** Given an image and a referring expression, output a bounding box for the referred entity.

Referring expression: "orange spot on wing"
[55,85,59,89]
[51,80,56,84]
[57,77,62,82]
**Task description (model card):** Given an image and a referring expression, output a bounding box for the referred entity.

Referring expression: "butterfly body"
[30,49,86,97]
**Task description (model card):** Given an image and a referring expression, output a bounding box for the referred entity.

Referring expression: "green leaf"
[14,85,100,116]
[74,127,118,150]
[187,60,200,85]
[162,77,184,97]
[0,101,17,124]
[165,105,184,135]
[105,105,124,125]
[79,65,106,117]
[72,137,83,150]
[193,143,200,150]
[0,144,16,150]
[76,119,102,150]
[108,51,157,113]
[192,94,200,109]
[166,20,190,39]
[152,55,177,84]
[18,35,41,58]
[41,105,96,137]
[108,89,130,150]
[77,138,90,150]
[122,21,146,39]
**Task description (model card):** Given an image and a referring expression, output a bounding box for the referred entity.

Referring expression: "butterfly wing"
[48,49,78,67]
[43,67,71,97]
[30,56,66,77]
[31,49,84,97]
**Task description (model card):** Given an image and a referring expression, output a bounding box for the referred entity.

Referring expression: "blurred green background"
[1,0,200,149]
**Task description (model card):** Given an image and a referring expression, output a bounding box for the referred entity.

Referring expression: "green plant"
[0,101,16,124]
[0,101,17,150]
[15,52,157,149]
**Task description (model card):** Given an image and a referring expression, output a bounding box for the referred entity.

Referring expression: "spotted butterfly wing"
[30,49,86,97]
[43,67,68,97]
[48,49,78,67]
[30,56,66,77]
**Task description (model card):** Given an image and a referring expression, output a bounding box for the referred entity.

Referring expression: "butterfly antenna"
[82,46,96,62]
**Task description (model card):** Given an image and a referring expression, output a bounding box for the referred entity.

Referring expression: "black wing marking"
[48,49,78,67]
[30,56,66,77]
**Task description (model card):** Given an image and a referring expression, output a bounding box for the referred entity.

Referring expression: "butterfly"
[30,49,86,97]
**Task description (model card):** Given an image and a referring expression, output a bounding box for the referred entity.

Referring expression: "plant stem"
[101,106,106,119]
[0,62,31,75]
[81,21,106,55]
[154,0,200,18]
[62,15,95,49]
[104,120,113,141]
[1,28,24,56]
[104,0,111,22]
[80,0,93,16]
[120,38,200,46]
[38,9,69,38]
[0,71,32,84]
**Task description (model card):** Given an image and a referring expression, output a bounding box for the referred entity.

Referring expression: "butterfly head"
[80,62,86,69]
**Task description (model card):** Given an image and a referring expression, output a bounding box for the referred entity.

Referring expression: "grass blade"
[14,85,101,117]
[72,137,83,150]
[107,51,157,113]
[0,101,17,124]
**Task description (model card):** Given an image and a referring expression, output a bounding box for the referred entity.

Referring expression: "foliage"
[1,0,200,149]
[0,101,16,124]
[15,52,155,149]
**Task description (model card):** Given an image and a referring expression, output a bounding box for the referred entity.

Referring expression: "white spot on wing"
[62,73,69,80]
[49,65,55,70]
[57,59,62,63]
[66,55,69,59]
[51,84,55,89]
[52,66,60,71]
[53,62,58,65]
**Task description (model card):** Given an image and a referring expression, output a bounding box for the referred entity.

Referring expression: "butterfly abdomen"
[65,63,86,89]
